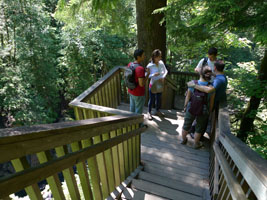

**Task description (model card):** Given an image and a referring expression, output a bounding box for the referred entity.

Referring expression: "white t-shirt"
[147,60,168,86]
[196,58,215,72]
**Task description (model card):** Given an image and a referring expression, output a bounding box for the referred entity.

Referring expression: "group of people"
[127,47,227,149]
[127,49,168,121]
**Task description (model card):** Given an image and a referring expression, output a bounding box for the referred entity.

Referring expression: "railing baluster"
[11,157,43,200]
[116,128,125,181]
[55,146,81,200]
[36,152,66,200]
[127,125,133,174]
[110,130,121,186]
[122,127,129,177]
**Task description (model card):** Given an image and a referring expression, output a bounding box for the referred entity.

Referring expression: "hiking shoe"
[147,112,153,120]
[180,138,188,145]
[194,142,203,149]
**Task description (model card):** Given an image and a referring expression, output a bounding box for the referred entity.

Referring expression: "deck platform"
[117,103,211,200]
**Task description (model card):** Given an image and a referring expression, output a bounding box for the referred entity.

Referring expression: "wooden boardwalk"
[118,104,211,200]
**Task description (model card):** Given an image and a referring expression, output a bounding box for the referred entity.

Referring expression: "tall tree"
[136,0,167,65]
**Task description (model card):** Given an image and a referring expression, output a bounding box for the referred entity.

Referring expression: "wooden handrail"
[210,104,267,200]
[0,125,146,198]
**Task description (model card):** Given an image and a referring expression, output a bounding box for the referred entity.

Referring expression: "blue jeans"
[129,94,145,114]
[148,88,162,113]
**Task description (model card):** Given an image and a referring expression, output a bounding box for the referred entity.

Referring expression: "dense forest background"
[0,0,266,158]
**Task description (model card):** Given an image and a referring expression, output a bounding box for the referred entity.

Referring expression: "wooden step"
[131,179,202,200]
[121,187,167,200]
[137,171,203,197]
[141,145,209,169]
[141,153,209,177]
[141,134,210,157]
[142,161,205,186]
[141,141,209,163]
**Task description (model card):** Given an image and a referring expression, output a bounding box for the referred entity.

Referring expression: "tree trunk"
[136,0,167,66]
[238,49,267,141]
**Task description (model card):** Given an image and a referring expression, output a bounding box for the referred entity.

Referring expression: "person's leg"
[129,94,135,113]
[155,92,162,111]
[148,88,155,113]
[194,114,209,149]
[135,96,146,114]
[181,111,195,144]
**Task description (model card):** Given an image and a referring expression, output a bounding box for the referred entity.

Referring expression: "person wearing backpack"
[195,47,218,75]
[146,49,168,120]
[126,49,150,115]
[189,47,218,138]
[181,64,215,149]
[188,59,228,110]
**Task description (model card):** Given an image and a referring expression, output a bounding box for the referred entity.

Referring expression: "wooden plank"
[110,77,116,108]
[142,161,204,186]
[110,130,121,186]
[121,187,167,200]
[97,89,103,106]
[101,85,107,107]
[123,127,129,177]
[132,179,202,200]
[213,143,247,200]
[9,158,43,200]
[117,72,122,105]
[0,127,146,197]
[131,124,137,170]
[82,139,103,200]
[138,171,203,196]
[55,146,81,200]
[141,153,209,177]
[141,134,209,158]
[141,145,209,169]
[127,126,133,174]
[36,152,66,200]
[70,142,93,200]
[116,128,125,181]
[104,83,111,108]
[94,135,110,198]
[102,132,116,193]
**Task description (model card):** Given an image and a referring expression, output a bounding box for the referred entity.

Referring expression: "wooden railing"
[170,71,199,95]
[209,104,267,200]
[0,66,146,200]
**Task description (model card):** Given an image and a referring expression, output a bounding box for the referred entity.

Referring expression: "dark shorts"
[183,110,209,134]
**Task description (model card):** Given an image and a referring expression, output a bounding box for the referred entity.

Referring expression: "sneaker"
[147,112,153,120]
[194,142,203,149]
[180,138,188,145]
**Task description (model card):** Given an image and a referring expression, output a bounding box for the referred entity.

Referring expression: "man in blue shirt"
[188,59,227,109]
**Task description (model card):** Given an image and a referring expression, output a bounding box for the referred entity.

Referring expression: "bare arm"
[209,92,215,113]
[187,80,215,93]
[184,89,192,111]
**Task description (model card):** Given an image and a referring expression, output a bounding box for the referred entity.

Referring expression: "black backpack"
[202,57,208,67]
[188,80,209,116]
[124,62,140,90]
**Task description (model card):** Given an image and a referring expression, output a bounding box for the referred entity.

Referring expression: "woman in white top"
[146,49,168,120]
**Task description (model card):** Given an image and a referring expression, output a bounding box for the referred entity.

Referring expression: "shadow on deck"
[117,103,211,200]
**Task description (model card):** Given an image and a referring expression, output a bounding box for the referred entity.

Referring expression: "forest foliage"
[0,0,266,158]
